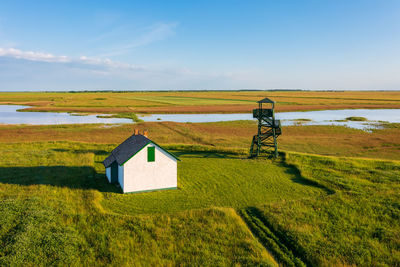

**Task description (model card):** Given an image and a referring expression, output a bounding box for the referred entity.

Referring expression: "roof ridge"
[103,134,179,168]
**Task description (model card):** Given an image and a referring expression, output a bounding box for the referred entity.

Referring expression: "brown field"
[1,90,400,114]
[3,121,400,160]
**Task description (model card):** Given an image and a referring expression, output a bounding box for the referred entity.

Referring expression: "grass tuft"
[345,116,368,121]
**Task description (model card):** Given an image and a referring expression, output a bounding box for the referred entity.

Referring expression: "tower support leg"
[256,117,262,156]
[273,128,278,158]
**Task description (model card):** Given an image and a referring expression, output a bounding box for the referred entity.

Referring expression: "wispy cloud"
[0,47,217,90]
[132,22,178,48]
[0,47,146,70]
[0,47,312,91]
[0,46,247,91]
[0,19,178,66]
[96,22,178,57]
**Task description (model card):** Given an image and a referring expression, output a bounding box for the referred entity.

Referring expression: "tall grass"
[97,112,144,122]
[2,121,400,160]
[253,152,400,266]
[0,198,276,266]
[0,136,399,265]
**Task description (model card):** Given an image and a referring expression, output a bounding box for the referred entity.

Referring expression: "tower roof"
[257,98,275,104]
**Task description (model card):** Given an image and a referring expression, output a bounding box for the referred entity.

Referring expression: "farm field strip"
[1,91,400,114]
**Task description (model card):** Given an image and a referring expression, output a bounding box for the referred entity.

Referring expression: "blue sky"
[0,0,399,91]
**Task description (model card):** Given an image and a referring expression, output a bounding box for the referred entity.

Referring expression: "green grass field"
[0,142,279,266]
[0,137,399,266]
[244,153,400,266]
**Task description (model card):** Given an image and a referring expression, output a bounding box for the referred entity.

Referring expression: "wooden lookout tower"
[250,98,282,158]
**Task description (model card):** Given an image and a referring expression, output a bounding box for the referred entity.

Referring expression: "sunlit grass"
[2,141,318,265]
[2,121,400,160]
[251,152,400,266]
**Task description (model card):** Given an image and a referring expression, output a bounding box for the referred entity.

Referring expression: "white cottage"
[103,132,179,193]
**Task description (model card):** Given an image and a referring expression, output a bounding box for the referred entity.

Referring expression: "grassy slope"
[1,91,400,113]
[1,199,276,266]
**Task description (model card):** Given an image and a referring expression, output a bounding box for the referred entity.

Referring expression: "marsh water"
[0,105,131,124]
[1,105,400,129]
[139,109,400,129]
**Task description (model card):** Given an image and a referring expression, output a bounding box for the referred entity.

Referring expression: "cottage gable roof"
[103,134,179,167]
[103,153,116,168]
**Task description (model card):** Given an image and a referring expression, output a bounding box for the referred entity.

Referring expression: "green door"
[111,161,118,183]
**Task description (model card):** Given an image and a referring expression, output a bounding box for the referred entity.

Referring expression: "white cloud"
[2,48,398,91]
[0,48,69,63]
[0,48,212,81]
[0,47,146,70]
[0,47,235,90]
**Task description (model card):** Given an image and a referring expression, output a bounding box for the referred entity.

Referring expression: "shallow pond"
[0,105,131,124]
[1,105,399,130]
[140,109,400,130]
